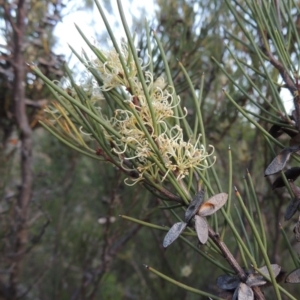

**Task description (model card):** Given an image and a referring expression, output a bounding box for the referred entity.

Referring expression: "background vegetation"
[1,0,300,299]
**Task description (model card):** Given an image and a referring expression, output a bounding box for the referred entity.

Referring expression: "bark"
[5,1,33,298]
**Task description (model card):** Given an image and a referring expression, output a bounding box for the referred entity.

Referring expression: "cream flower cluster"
[95,43,216,184]
[46,42,216,185]
[93,43,141,91]
[155,127,215,181]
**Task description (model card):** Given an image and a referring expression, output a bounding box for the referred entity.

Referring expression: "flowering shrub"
[41,41,215,190]
[29,0,300,299]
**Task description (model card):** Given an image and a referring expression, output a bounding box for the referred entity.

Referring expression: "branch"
[25,99,48,108]
[208,227,246,280]
[208,227,266,300]
[266,50,296,95]
[262,40,300,130]
[3,1,18,43]
[8,0,33,298]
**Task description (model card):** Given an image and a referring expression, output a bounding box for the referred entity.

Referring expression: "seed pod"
[163,222,187,248]
[265,146,300,176]
[216,274,240,290]
[195,215,208,244]
[184,189,205,223]
[285,268,300,283]
[198,193,228,217]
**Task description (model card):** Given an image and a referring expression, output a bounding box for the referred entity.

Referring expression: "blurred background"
[0,0,299,299]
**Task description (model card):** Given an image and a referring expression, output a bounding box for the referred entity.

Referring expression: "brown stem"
[208,227,247,280]
[6,1,33,299]
[262,37,299,129]
[265,50,296,96]
[208,227,266,300]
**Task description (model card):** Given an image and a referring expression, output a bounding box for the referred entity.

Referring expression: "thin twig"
[266,51,296,95]
[7,1,33,298]
[263,43,300,130]
[208,227,246,280]
[208,227,266,300]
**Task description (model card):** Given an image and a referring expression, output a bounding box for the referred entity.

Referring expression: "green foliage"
[4,0,300,299]
[26,1,300,299]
